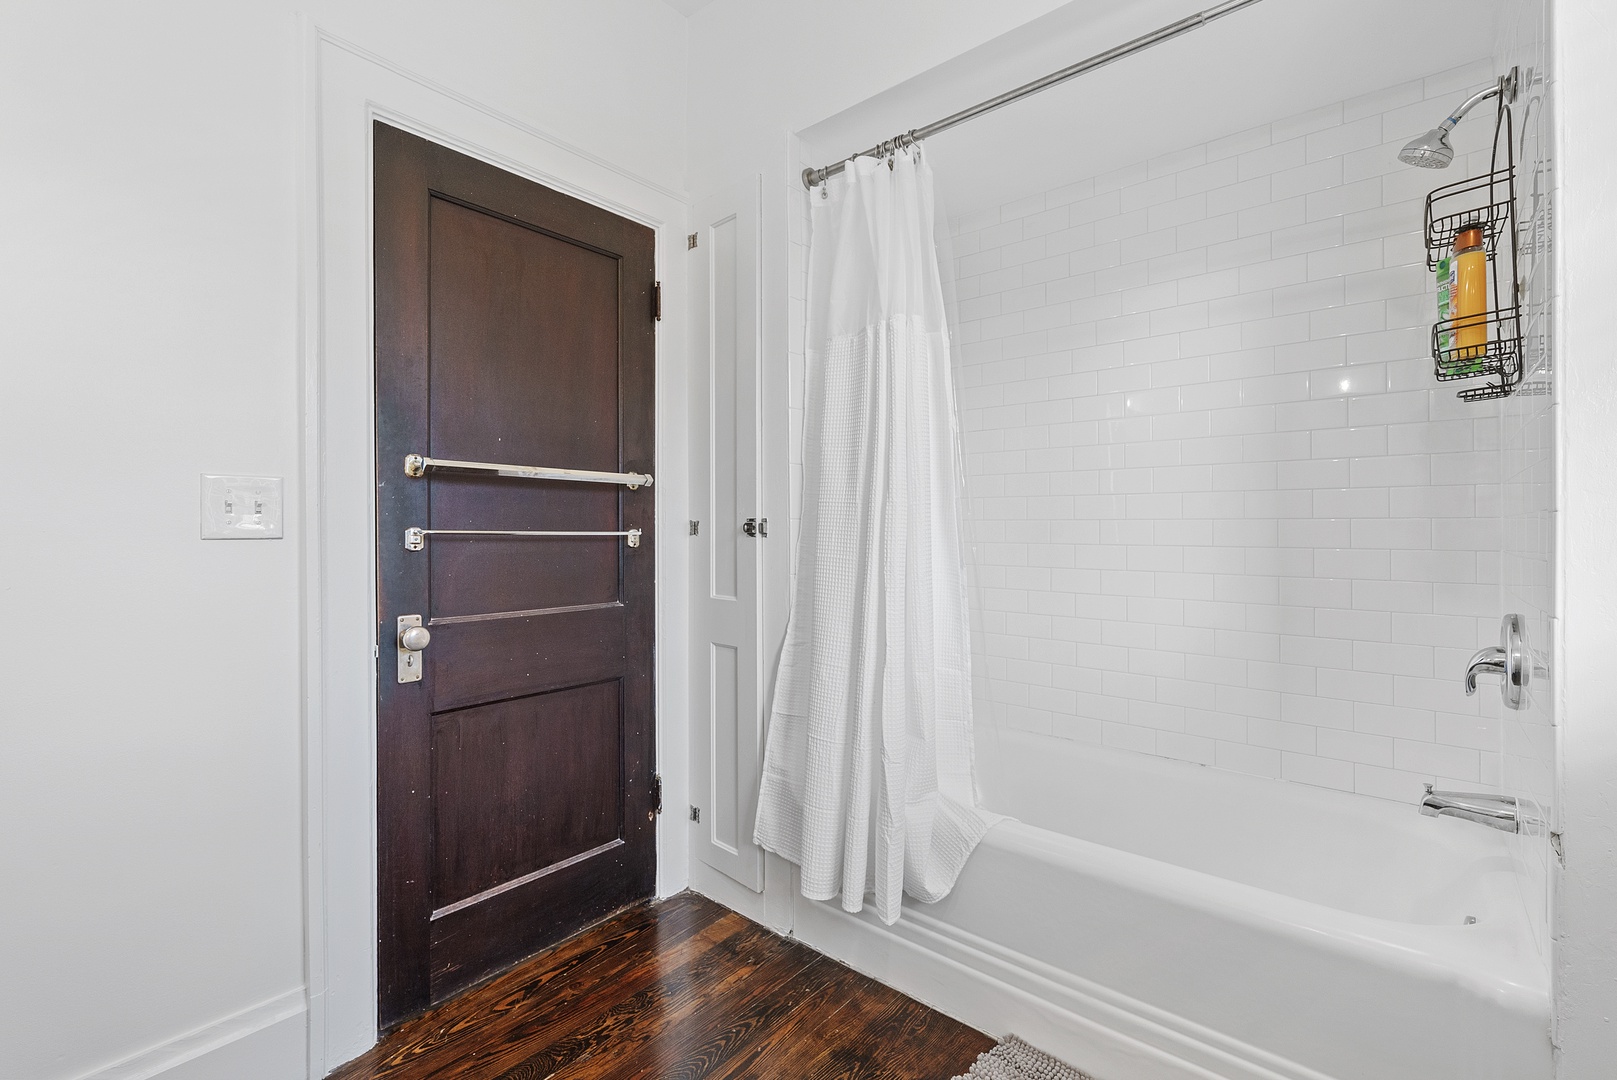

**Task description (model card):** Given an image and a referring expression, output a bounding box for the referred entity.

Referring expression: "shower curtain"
[753,148,1001,925]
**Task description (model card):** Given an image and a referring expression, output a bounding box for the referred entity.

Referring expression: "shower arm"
[802,0,1268,189]
[1433,81,1508,138]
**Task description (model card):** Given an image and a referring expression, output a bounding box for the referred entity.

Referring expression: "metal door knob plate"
[396,614,429,684]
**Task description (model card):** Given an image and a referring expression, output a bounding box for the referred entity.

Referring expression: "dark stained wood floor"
[331,891,994,1080]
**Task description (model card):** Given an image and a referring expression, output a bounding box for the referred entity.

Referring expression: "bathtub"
[793,727,1551,1080]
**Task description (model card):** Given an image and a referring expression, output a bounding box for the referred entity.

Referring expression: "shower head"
[1398,127,1455,169]
[1395,69,1518,170]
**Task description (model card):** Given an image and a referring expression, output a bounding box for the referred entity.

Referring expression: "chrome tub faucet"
[1419,785,1524,833]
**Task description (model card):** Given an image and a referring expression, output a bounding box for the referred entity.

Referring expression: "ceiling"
[798,0,1513,215]
[662,0,719,15]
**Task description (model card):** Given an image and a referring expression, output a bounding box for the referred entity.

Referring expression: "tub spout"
[1419,784,1521,833]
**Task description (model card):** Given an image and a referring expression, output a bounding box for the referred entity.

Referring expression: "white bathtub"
[794,727,1552,1080]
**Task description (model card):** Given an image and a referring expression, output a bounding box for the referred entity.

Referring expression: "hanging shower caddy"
[1422,74,1524,402]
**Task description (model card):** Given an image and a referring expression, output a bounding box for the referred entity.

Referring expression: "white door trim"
[298,22,691,1077]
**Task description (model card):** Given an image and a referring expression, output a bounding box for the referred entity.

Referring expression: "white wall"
[949,60,1513,806]
[0,4,686,1079]
[685,0,1074,197]
[1549,0,1617,1074]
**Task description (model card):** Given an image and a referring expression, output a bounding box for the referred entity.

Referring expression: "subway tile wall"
[947,60,1517,804]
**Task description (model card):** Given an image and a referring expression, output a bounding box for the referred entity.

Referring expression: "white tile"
[1156,732,1218,765]
[1149,193,1209,231]
[1272,157,1343,200]
[1272,219,1346,259]
[1238,138,1307,180]
[1120,173,1178,212]
[1274,337,1347,373]
[1207,177,1274,216]
[1307,240,1385,280]
[1394,739,1481,782]
[1350,453,1430,487]
[1148,144,1207,178]
[1103,722,1157,754]
[1343,78,1424,122]
[1271,103,1343,142]
[1208,124,1272,161]
[1123,228,1180,265]
[1178,214,1241,251]
[943,65,1536,807]
[1314,426,1386,458]
[1317,728,1395,766]
[1352,702,1433,743]
[1276,398,1346,432]
[1238,197,1307,237]
[1342,141,1409,183]
[1353,763,1433,802]
[1312,302,1388,340]
[1282,752,1356,791]
[1216,741,1282,778]
[1344,203,1418,243]
[1305,115,1384,162]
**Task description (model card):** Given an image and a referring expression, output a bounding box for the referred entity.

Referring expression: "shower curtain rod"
[802,0,1266,189]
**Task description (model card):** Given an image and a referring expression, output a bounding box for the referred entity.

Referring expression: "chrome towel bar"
[404,527,641,551]
[404,453,652,490]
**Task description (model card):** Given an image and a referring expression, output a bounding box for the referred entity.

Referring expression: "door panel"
[431,682,623,910]
[429,605,627,713]
[689,179,765,890]
[374,123,656,1027]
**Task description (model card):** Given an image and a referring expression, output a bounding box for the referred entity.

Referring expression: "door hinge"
[653,281,662,322]
[687,232,699,250]
[651,773,663,817]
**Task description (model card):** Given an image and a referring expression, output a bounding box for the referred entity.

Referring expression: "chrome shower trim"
[1397,68,1520,169]
[1464,613,1544,711]
[1419,785,1525,833]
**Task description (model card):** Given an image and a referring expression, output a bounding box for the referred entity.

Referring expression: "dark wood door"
[373,123,657,1028]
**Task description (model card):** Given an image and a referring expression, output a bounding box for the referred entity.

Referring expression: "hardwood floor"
[331,891,994,1080]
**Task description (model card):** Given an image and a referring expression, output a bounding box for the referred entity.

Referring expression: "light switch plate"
[201,475,284,539]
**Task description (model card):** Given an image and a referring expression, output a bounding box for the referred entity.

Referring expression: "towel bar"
[404,453,652,490]
[404,527,641,551]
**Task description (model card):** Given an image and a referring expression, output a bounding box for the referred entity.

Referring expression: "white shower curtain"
[753,148,1001,925]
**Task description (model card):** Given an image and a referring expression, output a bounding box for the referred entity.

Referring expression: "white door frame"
[298,23,691,1077]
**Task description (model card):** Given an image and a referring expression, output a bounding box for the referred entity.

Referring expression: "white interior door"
[688,177,765,890]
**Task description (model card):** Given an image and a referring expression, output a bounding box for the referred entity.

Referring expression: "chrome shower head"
[1398,127,1456,169]
[1396,70,1517,170]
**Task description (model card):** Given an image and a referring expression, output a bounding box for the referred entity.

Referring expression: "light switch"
[201,475,284,539]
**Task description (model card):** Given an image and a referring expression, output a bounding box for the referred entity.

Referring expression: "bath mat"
[951,1035,1093,1080]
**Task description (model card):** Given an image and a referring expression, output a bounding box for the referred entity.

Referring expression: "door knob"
[397,615,429,684]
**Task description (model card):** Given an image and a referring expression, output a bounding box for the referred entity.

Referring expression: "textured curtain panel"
[754,149,1000,925]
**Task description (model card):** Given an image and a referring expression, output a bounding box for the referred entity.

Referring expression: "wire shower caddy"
[1422,77,1524,402]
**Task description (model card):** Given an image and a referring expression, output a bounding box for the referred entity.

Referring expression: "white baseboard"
[72,989,307,1080]
[791,898,1335,1080]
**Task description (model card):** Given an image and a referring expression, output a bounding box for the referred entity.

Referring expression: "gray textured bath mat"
[951,1036,1093,1080]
